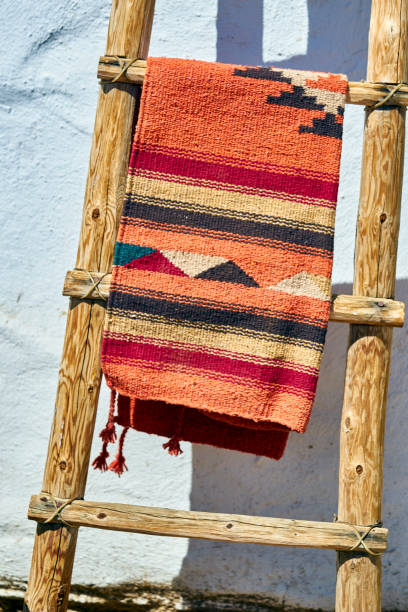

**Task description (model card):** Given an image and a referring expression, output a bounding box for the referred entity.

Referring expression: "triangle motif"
[125,251,187,276]
[161,250,228,277]
[267,272,329,300]
[114,243,156,266]
[123,247,259,288]
[197,261,259,287]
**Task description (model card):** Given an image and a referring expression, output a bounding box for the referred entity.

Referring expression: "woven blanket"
[93,57,347,474]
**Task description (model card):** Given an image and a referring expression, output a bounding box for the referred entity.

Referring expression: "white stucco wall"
[1,0,407,609]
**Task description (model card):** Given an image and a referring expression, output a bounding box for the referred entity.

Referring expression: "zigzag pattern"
[233,65,344,138]
[115,242,259,286]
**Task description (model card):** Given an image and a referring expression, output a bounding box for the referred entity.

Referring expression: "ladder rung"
[97,56,408,108]
[28,494,387,553]
[63,269,405,327]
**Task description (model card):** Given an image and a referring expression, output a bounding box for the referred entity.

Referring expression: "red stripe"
[133,169,336,209]
[105,330,320,375]
[103,337,318,392]
[129,150,339,203]
[135,142,339,182]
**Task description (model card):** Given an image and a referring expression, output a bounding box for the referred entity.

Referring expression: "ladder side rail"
[336,2,408,611]
[23,2,156,610]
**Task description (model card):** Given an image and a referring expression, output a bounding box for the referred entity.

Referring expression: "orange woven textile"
[93,57,347,474]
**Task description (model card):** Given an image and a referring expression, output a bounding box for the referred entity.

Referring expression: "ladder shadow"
[173,1,404,604]
[216,0,370,81]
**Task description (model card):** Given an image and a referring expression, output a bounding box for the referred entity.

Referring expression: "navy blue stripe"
[109,289,327,345]
[122,195,333,252]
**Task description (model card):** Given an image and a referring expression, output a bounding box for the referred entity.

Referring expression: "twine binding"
[367,82,406,111]
[43,495,80,528]
[107,56,139,83]
[333,514,383,556]
[80,271,108,301]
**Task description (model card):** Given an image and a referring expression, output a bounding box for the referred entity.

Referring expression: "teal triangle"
[114,243,156,266]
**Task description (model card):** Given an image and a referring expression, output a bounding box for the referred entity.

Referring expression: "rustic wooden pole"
[24,1,155,610]
[336,2,408,611]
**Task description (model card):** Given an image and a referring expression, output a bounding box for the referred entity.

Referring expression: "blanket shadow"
[173,279,408,601]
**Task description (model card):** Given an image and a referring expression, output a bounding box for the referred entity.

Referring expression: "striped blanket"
[93,57,347,474]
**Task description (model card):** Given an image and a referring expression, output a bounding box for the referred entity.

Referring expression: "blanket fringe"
[93,389,117,472]
[94,392,188,474]
[99,389,117,443]
[163,405,186,456]
[108,426,129,476]
[162,437,183,456]
[92,441,109,471]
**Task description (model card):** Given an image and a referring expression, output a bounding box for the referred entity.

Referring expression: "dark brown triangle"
[196,261,259,287]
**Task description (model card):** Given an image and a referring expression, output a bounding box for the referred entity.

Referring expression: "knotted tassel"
[92,441,109,472]
[99,389,117,443]
[163,436,183,456]
[108,426,129,476]
[93,389,118,471]
[163,405,186,456]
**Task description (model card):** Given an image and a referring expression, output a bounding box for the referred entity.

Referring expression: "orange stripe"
[104,362,312,432]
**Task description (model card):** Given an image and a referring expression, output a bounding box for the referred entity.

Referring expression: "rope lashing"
[333,514,383,556]
[367,82,406,110]
[108,56,139,83]
[81,271,108,301]
[43,495,80,528]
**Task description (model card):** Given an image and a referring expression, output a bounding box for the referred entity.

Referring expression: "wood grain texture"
[354,106,405,297]
[24,2,156,611]
[97,56,408,107]
[329,293,404,326]
[336,2,408,611]
[347,81,408,106]
[62,269,406,327]
[28,495,388,554]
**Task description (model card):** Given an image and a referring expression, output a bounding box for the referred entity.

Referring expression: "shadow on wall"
[173,2,408,607]
[216,0,370,80]
[174,279,408,605]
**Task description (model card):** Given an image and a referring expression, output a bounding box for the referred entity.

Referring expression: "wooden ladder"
[24,1,407,610]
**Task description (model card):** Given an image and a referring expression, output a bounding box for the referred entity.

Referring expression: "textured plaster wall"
[0,0,407,609]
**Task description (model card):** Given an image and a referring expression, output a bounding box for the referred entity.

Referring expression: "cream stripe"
[109,309,323,351]
[107,312,322,368]
[128,175,336,229]
[132,170,335,210]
